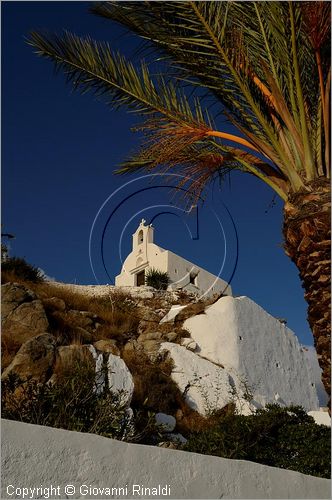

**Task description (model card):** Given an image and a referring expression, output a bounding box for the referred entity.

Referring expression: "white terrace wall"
[183,296,320,411]
[2,420,330,499]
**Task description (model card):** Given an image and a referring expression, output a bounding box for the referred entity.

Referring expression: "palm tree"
[28,1,331,402]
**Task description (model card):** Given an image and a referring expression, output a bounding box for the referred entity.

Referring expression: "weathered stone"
[155,413,176,432]
[141,339,161,352]
[123,340,144,355]
[181,338,197,351]
[94,339,120,356]
[165,432,187,444]
[1,283,36,323]
[165,332,178,342]
[137,331,163,342]
[42,297,66,311]
[107,354,134,406]
[1,333,56,383]
[2,300,49,344]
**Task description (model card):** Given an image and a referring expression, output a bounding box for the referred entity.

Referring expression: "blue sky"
[2,2,314,345]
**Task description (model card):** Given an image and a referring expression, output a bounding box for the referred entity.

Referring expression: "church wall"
[166,250,232,298]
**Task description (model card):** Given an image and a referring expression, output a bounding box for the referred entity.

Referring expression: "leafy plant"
[1,358,155,443]
[2,256,44,283]
[145,268,170,290]
[184,404,331,479]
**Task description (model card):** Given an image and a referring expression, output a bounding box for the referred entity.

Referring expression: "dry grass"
[122,349,182,414]
[1,333,22,371]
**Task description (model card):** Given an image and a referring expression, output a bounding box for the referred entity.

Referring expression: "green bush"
[1,359,155,443]
[2,256,44,283]
[145,268,170,290]
[184,404,331,478]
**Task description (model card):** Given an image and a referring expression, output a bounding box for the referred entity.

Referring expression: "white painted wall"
[183,296,320,411]
[2,420,330,499]
[116,220,231,298]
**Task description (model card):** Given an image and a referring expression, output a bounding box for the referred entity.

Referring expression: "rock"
[42,297,66,312]
[140,340,162,362]
[1,283,36,322]
[2,299,49,345]
[94,339,120,356]
[107,354,134,406]
[183,296,320,411]
[160,305,187,324]
[165,332,178,342]
[1,333,56,383]
[165,432,187,444]
[160,342,234,415]
[155,413,176,432]
[123,340,144,355]
[137,331,163,342]
[181,338,197,351]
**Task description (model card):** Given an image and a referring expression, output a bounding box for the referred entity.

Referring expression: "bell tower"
[132,219,154,269]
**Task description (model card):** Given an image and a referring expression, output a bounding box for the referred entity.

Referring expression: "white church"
[115,219,232,298]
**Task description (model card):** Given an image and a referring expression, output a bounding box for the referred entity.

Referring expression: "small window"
[174,269,178,274]
[190,274,195,285]
[311,383,315,387]
[276,362,280,368]
[138,230,144,244]
[239,336,242,341]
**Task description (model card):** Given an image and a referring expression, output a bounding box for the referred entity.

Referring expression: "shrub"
[1,358,153,442]
[184,404,331,478]
[2,256,44,283]
[145,268,170,290]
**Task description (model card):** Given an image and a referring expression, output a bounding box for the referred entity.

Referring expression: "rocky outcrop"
[2,284,49,345]
[107,353,134,406]
[2,419,330,499]
[2,283,37,321]
[1,333,56,383]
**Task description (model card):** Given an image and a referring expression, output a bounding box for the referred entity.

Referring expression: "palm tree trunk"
[283,178,331,408]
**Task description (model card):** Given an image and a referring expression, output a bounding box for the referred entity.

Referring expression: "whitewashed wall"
[183,296,320,411]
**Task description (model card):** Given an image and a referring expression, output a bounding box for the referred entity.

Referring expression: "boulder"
[155,413,176,432]
[94,339,120,356]
[107,354,134,406]
[1,333,56,383]
[2,300,49,345]
[160,342,252,416]
[165,332,178,342]
[181,338,197,351]
[137,331,163,342]
[1,283,36,322]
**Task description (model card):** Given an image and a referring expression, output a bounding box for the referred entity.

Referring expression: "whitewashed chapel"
[115,219,231,297]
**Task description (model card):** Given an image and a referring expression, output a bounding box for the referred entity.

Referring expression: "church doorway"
[136,270,145,286]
